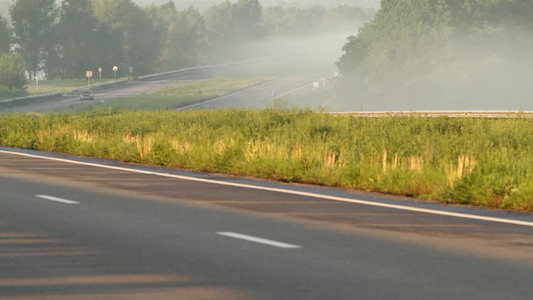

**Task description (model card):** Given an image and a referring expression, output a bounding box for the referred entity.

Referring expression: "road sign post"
[98,67,102,79]
[86,71,93,86]
[113,66,118,79]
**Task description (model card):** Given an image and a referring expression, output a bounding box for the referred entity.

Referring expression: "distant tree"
[234,0,263,39]
[205,0,264,61]
[92,0,159,75]
[145,1,178,71]
[53,0,99,79]
[322,5,373,31]
[0,14,10,54]
[263,4,371,37]
[260,6,285,36]
[205,0,236,45]
[336,0,533,107]
[145,0,177,39]
[0,53,27,90]
[166,7,207,68]
[10,0,58,79]
[92,22,125,77]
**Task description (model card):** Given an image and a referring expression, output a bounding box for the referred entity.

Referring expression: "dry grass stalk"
[172,139,191,154]
[446,155,476,188]
[324,151,337,168]
[136,136,154,160]
[382,150,388,173]
[408,156,424,171]
[73,130,97,143]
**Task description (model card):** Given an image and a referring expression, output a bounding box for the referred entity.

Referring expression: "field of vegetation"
[25,78,124,95]
[51,76,273,113]
[1,108,532,212]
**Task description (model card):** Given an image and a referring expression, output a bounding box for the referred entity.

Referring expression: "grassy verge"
[52,76,274,113]
[26,78,126,95]
[1,108,532,212]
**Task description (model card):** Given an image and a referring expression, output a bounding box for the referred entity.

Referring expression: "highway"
[1,59,532,299]
[1,148,532,299]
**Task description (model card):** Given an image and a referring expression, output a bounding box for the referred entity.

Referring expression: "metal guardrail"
[138,66,207,81]
[0,92,62,104]
[137,58,271,81]
[333,111,533,118]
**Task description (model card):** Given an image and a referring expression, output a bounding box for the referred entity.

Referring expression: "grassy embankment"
[1,108,532,212]
[53,76,274,113]
[0,78,127,101]
[1,79,86,101]
[26,78,124,95]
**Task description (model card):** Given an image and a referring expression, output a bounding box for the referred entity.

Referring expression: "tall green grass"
[1,109,532,212]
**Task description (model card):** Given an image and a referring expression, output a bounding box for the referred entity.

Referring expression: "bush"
[0,54,27,90]
[0,85,28,100]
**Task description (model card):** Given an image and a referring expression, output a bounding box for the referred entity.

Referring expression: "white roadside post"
[113,66,118,79]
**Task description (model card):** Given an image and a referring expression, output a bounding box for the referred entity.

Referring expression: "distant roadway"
[0,68,222,113]
[0,148,532,299]
[0,59,332,114]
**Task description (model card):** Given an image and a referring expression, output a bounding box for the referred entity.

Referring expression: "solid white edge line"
[1,149,532,227]
[36,195,79,204]
[217,232,301,249]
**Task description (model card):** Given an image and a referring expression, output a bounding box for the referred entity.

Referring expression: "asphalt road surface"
[1,148,532,300]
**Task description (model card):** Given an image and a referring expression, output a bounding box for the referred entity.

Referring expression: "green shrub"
[0,86,28,100]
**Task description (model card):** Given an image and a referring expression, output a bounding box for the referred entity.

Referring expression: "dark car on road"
[80,90,94,101]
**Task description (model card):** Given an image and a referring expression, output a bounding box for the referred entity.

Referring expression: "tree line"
[0,0,373,97]
[336,0,533,108]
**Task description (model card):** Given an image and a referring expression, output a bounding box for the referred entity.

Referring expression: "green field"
[51,76,274,113]
[26,78,124,95]
[1,109,532,212]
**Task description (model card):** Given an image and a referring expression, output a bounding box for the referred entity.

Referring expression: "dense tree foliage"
[1,0,372,80]
[166,7,208,69]
[51,0,99,79]
[0,53,27,90]
[262,5,372,36]
[205,0,266,60]
[0,14,9,54]
[134,0,381,10]
[92,0,160,75]
[10,0,58,79]
[337,0,533,109]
